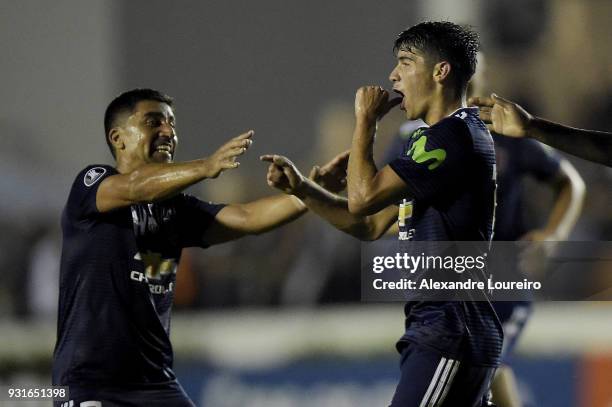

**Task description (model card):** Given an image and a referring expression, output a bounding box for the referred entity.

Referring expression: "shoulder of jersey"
[452,107,479,121]
[83,166,108,187]
[399,119,429,139]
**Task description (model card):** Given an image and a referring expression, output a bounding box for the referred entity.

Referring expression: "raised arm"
[261,154,397,241]
[96,131,253,212]
[347,86,406,216]
[470,94,612,167]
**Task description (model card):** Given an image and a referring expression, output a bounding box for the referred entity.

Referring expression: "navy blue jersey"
[53,164,224,387]
[385,128,561,241]
[382,120,428,165]
[389,109,496,241]
[387,108,503,367]
[493,136,561,240]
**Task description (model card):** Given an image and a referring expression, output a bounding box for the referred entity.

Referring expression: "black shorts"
[390,341,496,407]
[54,380,194,407]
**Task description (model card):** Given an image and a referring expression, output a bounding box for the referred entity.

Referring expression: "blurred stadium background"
[1,1,611,406]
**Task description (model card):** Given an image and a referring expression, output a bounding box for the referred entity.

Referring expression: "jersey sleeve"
[388,118,473,203]
[176,194,226,248]
[518,139,561,181]
[65,165,117,220]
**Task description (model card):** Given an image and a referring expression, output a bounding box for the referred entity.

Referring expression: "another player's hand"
[260,154,306,196]
[309,150,349,193]
[355,86,402,124]
[203,130,253,178]
[469,94,533,138]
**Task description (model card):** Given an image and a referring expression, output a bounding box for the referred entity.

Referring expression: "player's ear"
[433,61,451,83]
[108,127,125,153]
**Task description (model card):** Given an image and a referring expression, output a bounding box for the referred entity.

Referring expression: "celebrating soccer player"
[381,52,586,407]
[263,21,501,406]
[52,88,323,406]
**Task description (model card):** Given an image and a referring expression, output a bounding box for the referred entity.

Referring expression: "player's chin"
[151,151,174,163]
[402,107,414,119]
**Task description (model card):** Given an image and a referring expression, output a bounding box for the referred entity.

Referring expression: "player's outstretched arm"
[348,86,405,215]
[471,94,612,167]
[96,131,253,212]
[202,193,308,245]
[260,154,397,241]
[197,151,354,246]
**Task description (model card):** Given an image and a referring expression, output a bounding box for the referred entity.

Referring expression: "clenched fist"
[355,86,402,124]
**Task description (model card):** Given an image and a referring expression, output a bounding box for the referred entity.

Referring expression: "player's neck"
[115,156,145,174]
[423,89,466,126]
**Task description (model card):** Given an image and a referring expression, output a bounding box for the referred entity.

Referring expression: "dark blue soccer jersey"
[493,136,561,241]
[385,129,562,241]
[387,107,503,366]
[53,164,224,387]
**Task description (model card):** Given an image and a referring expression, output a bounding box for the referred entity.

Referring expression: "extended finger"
[491,93,513,107]
[233,130,254,141]
[468,96,494,108]
[260,154,275,163]
[225,146,248,157]
[221,160,240,169]
[309,165,321,180]
[259,154,291,167]
[322,150,350,171]
[335,149,351,162]
[222,138,252,152]
[260,154,286,164]
[478,108,492,123]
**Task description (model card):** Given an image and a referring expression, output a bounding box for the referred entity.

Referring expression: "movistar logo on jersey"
[407,129,446,170]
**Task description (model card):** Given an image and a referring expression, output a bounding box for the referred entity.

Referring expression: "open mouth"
[393,89,406,110]
[153,144,173,156]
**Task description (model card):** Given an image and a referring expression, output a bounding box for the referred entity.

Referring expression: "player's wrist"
[354,118,377,140]
[292,177,311,200]
[198,157,216,179]
[523,114,539,139]
[355,114,378,128]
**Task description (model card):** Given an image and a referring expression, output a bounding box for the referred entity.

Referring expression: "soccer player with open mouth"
[262,21,502,406]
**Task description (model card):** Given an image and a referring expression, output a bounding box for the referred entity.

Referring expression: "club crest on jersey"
[83,167,107,187]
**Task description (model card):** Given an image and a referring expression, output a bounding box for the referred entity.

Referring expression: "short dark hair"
[393,21,479,92]
[104,88,174,158]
